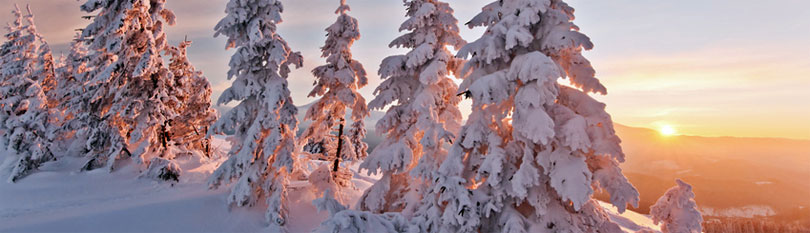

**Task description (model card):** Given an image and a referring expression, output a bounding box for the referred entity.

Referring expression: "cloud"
[593,46,810,139]
[3,0,807,139]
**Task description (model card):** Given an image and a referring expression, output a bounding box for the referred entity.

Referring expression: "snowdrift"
[0,137,660,233]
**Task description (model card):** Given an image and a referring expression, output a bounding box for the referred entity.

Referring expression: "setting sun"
[660,125,677,136]
[2,1,809,232]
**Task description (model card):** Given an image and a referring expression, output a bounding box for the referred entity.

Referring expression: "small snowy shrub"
[650,179,703,233]
[141,157,181,182]
[314,189,410,233]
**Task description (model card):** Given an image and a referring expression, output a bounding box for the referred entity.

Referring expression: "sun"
[660,125,677,136]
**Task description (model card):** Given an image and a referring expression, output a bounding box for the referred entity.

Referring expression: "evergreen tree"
[53,36,89,125]
[165,40,217,156]
[651,179,704,233]
[206,0,303,230]
[426,1,639,232]
[70,0,181,171]
[53,35,91,155]
[0,5,55,182]
[299,0,369,198]
[357,0,466,222]
[34,34,57,110]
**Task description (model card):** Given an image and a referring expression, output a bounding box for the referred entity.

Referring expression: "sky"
[1,0,809,140]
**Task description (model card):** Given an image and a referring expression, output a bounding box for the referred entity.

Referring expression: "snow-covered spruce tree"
[52,35,89,125]
[425,1,640,232]
[206,0,303,229]
[650,179,703,233]
[357,0,465,219]
[300,0,369,196]
[33,34,57,110]
[51,36,91,154]
[0,5,55,182]
[165,40,217,156]
[70,0,181,171]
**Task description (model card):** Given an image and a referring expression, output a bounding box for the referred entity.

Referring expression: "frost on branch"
[299,0,369,199]
[427,0,638,232]
[206,0,303,230]
[0,5,56,183]
[650,179,703,233]
[358,0,466,221]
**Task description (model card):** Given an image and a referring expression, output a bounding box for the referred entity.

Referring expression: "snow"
[0,136,354,232]
[700,205,776,218]
[599,202,661,233]
[0,136,660,233]
[0,156,265,232]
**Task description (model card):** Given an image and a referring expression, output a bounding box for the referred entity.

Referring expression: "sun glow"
[660,125,677,136]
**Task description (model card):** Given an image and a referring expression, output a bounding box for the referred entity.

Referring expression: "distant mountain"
[606,124,810,227]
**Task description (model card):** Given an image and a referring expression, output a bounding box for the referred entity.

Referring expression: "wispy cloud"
[2,0,808,139]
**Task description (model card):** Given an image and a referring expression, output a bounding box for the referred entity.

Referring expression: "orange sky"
[589,46,810,140]
[2,0,809,140]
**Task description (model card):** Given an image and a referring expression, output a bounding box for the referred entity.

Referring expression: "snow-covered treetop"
[458,0,606,95]
[0,5,54,104]
[213,0,303,108]
[300,0,369,163]
[651,179,703,233]
[53,35,89,107]
[362,0,465,178]
[1,5,37,82]
[1,5,52,85]
[80,0,176,56]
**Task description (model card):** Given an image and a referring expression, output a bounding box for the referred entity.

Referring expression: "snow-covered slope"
[0,137,660,233]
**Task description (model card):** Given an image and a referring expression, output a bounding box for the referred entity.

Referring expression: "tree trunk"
[333,123,344,172]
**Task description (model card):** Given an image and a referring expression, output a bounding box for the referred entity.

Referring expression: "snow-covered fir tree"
[33,34,57,110]
[52,35,89,125]
[357,0,466,220]
[206,0,304,230]
[165,40,217,156]
[299,0,369,197]
[0,5,55,183]
[423,0,640,232]
[69,0,181,171]
[650,179,703,233]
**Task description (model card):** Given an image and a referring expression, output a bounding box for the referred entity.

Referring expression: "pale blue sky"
[2,0,809,139]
